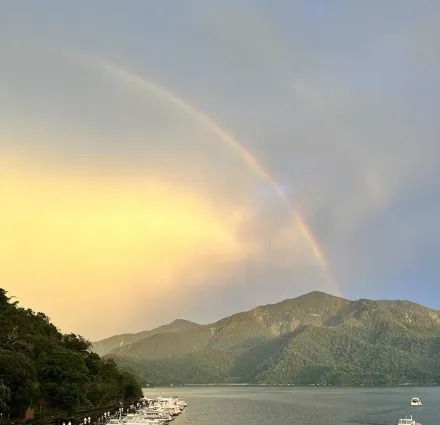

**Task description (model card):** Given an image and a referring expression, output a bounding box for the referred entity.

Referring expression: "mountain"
[92,319,200,356]
[104,291,440,386]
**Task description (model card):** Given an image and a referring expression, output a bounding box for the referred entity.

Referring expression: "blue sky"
[0,1,439,337]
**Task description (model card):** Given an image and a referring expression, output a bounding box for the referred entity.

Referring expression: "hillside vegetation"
[0,289,143,417]
[102,292,440,386]
[92,319,200,357]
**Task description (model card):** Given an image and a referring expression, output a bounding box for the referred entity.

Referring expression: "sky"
[0,1,439,340]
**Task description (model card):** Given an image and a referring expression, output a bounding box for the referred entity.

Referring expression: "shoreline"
[143,384,440,389]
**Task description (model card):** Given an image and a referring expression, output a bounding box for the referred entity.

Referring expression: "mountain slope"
[252,323,440,385]
[108,291,348,360]
[92,319,200,356]
[105,292,440,385]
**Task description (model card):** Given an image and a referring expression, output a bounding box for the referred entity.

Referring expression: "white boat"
[161,407,180,416]
[122,419,167,425]
[120,414,170,425]
[139,395,187,417]
[146,398,184,415]
[168,396,187,408]
[138,411,172,422]
[398,414,420,425]
[410,397,423,406]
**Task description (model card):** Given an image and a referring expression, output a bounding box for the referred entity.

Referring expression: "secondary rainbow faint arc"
[74,54,328,270]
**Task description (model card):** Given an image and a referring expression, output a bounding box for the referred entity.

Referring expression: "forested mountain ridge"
[106,291,348,361]
[0,289,143,417]
[92,319,200,357]
[104,291,440,386]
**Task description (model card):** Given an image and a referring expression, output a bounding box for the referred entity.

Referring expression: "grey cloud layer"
[0,0,439,335]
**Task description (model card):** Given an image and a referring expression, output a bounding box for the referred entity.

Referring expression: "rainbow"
[72,53,332,277]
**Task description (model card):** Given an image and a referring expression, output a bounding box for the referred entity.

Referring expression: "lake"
[142,386,440,425]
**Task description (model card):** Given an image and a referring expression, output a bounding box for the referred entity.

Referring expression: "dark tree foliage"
[0,351,36,414]
[0,289,143,416]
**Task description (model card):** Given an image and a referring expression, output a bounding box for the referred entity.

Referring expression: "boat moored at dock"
[108,396,188,425]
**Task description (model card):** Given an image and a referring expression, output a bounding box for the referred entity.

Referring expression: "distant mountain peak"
[298,290,346,299]
[91,318,201,356]
[169,319,199,326]
[104,292,440,387]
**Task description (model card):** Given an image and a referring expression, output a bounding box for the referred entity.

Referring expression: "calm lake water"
[143,386,440,425]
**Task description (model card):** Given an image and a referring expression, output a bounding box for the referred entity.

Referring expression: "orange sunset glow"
[0,157,250,337]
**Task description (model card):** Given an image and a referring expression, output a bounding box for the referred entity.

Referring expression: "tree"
[0,350,36,415]
[62,334,91,353]
[0,380,12,416]
[36,348,89,410]
[120,371,143,401]
[0,288,143,416]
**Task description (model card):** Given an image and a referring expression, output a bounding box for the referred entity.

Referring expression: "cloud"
[0,36,340,338]
[0,153,335,339]
[0,156,249,337]
[189,1,440,296]
[1,0,439,336]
